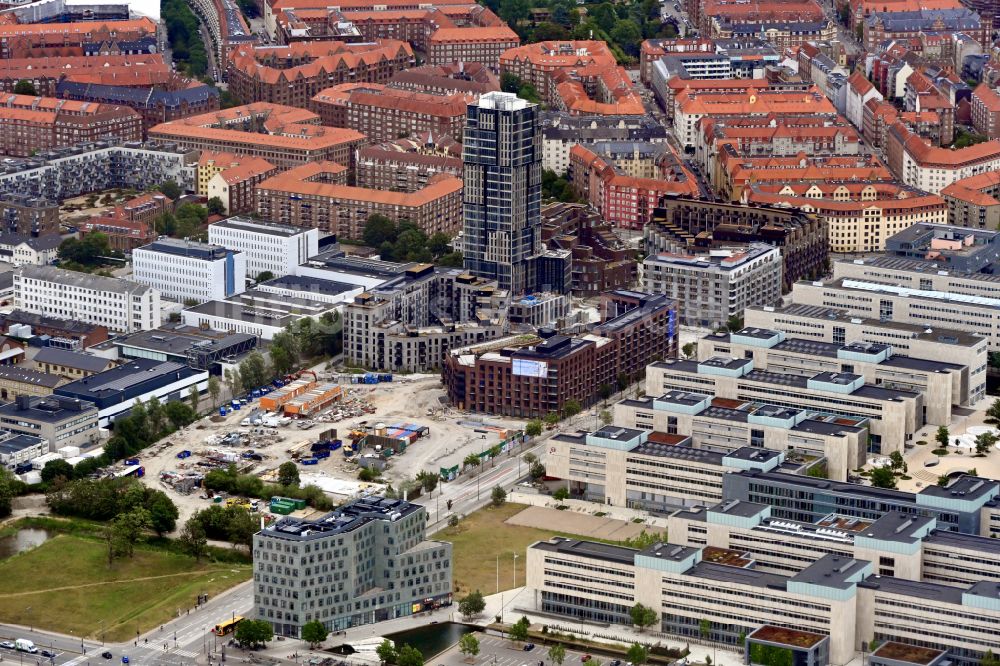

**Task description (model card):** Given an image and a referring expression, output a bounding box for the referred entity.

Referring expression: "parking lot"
[435,633,621,666]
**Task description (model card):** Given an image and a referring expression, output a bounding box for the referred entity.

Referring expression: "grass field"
[0,534,251,641]
[438,503,576,597]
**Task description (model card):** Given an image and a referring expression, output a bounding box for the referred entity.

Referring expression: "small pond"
[385,622,479,659]
[0,528,50,559]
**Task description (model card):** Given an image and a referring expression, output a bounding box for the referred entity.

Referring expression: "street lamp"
[513,554,518,589]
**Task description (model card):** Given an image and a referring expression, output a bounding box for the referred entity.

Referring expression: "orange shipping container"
[260,379,316,411]
[283,383,343,416]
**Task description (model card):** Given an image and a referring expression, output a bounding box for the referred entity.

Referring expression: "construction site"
[134,372,531,528]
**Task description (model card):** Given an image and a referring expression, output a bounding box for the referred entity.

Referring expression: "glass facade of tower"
[462,91,542,295]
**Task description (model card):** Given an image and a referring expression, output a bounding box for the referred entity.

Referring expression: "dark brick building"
[442,291,676,417]
[643,196,829,291]
[541,202,637,296]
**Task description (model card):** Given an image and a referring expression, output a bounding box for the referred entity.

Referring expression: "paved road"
[436,632,618,666]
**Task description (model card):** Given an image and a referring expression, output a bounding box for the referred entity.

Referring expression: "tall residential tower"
[462,91,543,295]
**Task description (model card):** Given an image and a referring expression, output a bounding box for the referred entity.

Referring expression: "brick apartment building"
[388,62,500,96]
[971,83,1000,139]
[442,291,677,417]
[256,162,462,238]
[0,18,158,59]
[0,193,59,236]
[56,80,220,135]
[225,40,414,108]
[148,103,366,169]
[427,27,520,69]
[0,94,142,157]
[78,214,156,253]
[0,54,170,96]
[541,203,637,296]
[355,133,463,191]
[311,83,470,143]
[205,157,278,214]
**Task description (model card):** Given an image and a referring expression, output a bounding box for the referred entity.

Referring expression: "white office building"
[133,238,246,303]
[208,216,319,282]
[13,265,159,333]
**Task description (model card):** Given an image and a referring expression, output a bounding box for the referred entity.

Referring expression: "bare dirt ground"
[504,505,650,541]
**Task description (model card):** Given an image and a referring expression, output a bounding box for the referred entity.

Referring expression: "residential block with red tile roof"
[971,83,1000,139]
[226,40,414,108]
[940,171,1000,229]
[0,17,158,59]
[718,149,895,200]
[206,157,279,215]
[310,82,471,143]
[0,55,169,96]
[639,38,715,83]
[255,162,462,238]
[148,103,366,170]
[0,93,141,156]
[885,120,1000,194]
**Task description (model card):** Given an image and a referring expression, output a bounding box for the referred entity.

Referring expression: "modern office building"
[462,92,543,296]
[181,289,342,341]
[14,266,159,334]
[253,496,453,637]
[343,264,509,373]
[54,358,208,427]
[645,357,923,454]
[208,217,319,283]
[642,244,782,328]
[0,395,99,451]
[133,239,246,303]
[443,292,677,417]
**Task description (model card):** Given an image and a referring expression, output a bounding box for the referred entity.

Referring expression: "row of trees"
[163,0,209,76]
[362,215,463,267]
[104,396,198,462]
[46,476,179,535]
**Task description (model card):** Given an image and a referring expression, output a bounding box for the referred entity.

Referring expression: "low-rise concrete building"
[0,395,98,451]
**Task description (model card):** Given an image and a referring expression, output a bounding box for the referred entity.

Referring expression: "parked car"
[40,649,56,658]
[523,644,535,652]
[102,651,113,659]
[581,655,593,662]
[0,641,13,649]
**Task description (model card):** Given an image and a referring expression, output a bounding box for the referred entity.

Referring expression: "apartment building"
[204,157,278,216]
[78,213,156,254]
[208,217,319,282]
[541,113,667,174]
[0,233,59,267]
[0,54,169,97]
[742,182,947,254]
[642,244,782,329]
[253,496,452,637]
[0,18,158,59]
[885,121,1000,194]
[0,94,141,157]
[133,239,245,303]
[644,197,829,291]
[256,163,462,238]
[388,63,499,97]
[971,83,1000,139]
[13,266,159,334]
[182,288,343,341]
[645,357,922,454]
[568,143,700,229]
[148,104,366,170]
[311,83,469,143]
[443,292,677,417]
[717,151,895,202]
[941,171,1000,229]
[355,134,463,192]
[540,203,637,296]
[55,80,220,135]
[343,264,508,373]
[864,8,990,50]
[0,141,198,203]
[225,40,415,108]
[427,27,520,69]
[548,424,786,509]
[0,193,58,237]
[612,390,868,481]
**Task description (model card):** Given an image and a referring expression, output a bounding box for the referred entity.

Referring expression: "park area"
[439,503,659,597]
[0,532,251,641]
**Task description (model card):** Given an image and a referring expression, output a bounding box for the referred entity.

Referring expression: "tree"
[463,454,481,472]
[525,420,542,437]
[301,620,328,648]
[206,196,226,215]
[208,375,221,408]
[491,485,507,507]
[548,644,567,666]
[726,315,744,332]
[599,383,612,402]
[987,399,1000,422]
[189,385,201,413]
[529,462,546,481]
[164,400,196,430]
[889,450,904,472]
[41,459,75,484]
[459,633,480,660]
[364,214,397,247]
[256,271,275,283]
[870,467,897,489]
[975,431,997,455]
[563,399,582,418]
[501,72,522,93]
[112,506,152,558]
[417,470,438,497]
[234,619,273,649]
[544,411,560,426]
[682,342,696,359]
[553,487,569,501]
[458,590,486,619]
[0,468,16,518]
[179,518,208,562]
[936,425,950,448]
[626,644,649,666]
[980,650,999,666]
[269,328,301,378]
[377,639,397,665]
[397,645,424,666]
[508,616,530,643]
[147,489,179,535]
[13,80,37,96]
[610,19,642,56]
[159,180,182,200]
[278,461,300,488]
[239,351,268,390]
[226,507,258,553]
[224,368,242,399]
[937,474,950,487]
[630,603,657,632]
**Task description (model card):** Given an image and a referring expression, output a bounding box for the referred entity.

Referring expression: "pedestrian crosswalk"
[62,657,87,666]
[173,649,199,658]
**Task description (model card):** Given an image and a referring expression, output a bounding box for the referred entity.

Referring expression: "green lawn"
[439,503,575,597]
[0,534,251,641]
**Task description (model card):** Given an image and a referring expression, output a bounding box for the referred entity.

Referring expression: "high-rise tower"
[462,91,542,296]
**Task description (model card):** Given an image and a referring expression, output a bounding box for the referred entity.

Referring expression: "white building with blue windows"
[133,238,246,303]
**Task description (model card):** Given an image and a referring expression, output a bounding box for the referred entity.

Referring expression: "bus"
[213,616,244,636]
